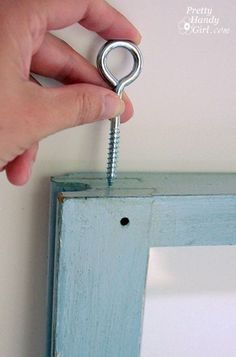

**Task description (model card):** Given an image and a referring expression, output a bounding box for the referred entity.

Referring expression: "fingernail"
[135,31,142,44]
[102,94,125,119]
[28,161,34,178]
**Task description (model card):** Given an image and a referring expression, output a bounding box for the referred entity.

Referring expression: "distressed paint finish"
[47,173,236,357]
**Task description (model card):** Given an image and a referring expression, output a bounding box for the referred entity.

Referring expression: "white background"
[0,0,236,356]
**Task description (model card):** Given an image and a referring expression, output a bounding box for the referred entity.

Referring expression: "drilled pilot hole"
[120,217,130,226]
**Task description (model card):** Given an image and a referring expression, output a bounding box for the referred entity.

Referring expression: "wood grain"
[47,173,236,356]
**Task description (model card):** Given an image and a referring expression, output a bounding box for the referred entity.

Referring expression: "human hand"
[0,0,141,185]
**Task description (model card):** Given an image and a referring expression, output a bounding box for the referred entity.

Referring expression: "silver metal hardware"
[97,40,143,186]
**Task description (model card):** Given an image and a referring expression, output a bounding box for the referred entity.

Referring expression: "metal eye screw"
[97,40,143,187]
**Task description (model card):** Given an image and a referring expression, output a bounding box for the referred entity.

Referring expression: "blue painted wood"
[46,179,90,356]
[149,196,236,247]
[54,198,151,357]
[47,173,236,357]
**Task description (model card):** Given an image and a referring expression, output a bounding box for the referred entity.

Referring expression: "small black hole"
[120,217,130,226]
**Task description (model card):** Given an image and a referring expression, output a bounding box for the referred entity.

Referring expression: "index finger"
[41,0,141,43]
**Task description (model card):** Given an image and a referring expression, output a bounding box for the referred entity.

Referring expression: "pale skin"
[0,0,141,185]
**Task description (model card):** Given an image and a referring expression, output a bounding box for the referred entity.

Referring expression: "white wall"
[142,247,236,357]
[0,1,235,356]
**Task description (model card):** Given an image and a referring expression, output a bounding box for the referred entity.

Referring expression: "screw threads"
[97,40,143,187]
[107,125,120,186]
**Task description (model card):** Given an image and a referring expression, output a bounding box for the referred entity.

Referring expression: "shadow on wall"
[24,176,50,357]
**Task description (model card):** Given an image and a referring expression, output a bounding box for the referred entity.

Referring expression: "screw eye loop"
[97,40,143,95]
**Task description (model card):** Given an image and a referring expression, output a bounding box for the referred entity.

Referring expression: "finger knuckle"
[75,91,101,125]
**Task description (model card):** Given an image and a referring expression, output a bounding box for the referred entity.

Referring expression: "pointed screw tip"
[107,179,113,187]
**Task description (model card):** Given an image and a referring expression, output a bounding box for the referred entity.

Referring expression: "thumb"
[28,83,125,141]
